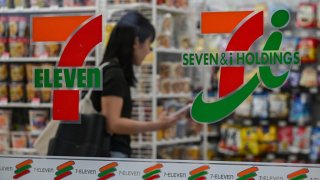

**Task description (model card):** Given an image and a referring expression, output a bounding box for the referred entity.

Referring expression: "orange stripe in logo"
[201,11,253,34]
[32,15,91,42]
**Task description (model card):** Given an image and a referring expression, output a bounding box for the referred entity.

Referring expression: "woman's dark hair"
[101,11,155,86]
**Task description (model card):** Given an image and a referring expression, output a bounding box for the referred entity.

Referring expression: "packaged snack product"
[13,0,27,8]
[176,0,187,8]
[0,83,8,102]
[310,127,320,162]
[9,83,24,102]
[41,88,51,102]
[165,0,174,7]
[291,126,311,153]
[83,0,94,6]
[10,63,25,82]
[0,63,8,82]
[30,0,46,7]
[298,37,319,63]
[0,38,9,58]
[26,83,40,102]
[278,126,293,153]
[171,63,183,78]
[159,62,171,78]
[160,79,171,94]
[171,79,182,94]
[185,146,200,160]
[296,2,317,28]
[290,93,311,123]
[44,43,61,57]
[269,93,289,118]
[251,93,268,119]
[32,43,47,57]
[9,16,28,38]
[0,16,8,38]
[0,133,9,152]
[288,71,300,88]
[257,126,277,153]
[218,124,240,155]
[181,78,190,93]
[300,66,318,88]
[0,0,5,8]
[0,110,11,132]
[29,110,49,133]
[239,127,259,155]
[9,38,28,57]
[25,63,36,82]
[138,80,150,95]
[11,131,28,149]
[281,37,299,52]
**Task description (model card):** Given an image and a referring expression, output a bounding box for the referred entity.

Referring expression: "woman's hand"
[158,111,181,129]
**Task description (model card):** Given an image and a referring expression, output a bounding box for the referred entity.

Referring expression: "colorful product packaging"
[296,2,317,28]
[11,131,28,149]
[278,126,293,153]
[29,110,49,133]
[0,110,11,133]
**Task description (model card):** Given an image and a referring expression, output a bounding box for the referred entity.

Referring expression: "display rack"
[101,0,207,160]
[0,3,98,154]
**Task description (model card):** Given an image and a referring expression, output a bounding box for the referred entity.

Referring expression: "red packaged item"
[278,126,293,153]
[290,126,311,154]
[298,38,319,63]
[296,2,317,28]
[0,38,9,58]
[11,131,28,149]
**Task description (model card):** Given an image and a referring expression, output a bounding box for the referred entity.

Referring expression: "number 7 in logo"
[191,11,264,123]
[32,15,102,121]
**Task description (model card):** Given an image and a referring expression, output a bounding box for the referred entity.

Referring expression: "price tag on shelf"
[272,88,280,93]
[310,88,318,94]
[0,156,319,180]
[292,65,299,71]
[31,98,41,105]
[0,98,8,105]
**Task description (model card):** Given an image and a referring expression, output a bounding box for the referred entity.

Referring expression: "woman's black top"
[90,61,132,156]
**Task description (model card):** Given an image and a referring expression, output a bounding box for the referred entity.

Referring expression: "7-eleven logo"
[191,10,294,123]
[32,15,102,121]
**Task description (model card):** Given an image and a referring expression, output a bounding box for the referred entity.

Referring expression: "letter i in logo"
[32,15,102,121]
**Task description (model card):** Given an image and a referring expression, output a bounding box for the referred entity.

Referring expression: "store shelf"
[132,94,153,100]
[0,103,52,108]
[0,57,95,63]
[106,3,189,14]
[157,136,201,146]
[156,5,189,14]
[0,6,96,13]
[7,148,37,154]
[107,3,152,10]
[157,93,192,99]
[206,131,219,137]
[156,47,189,54]
[131,142,153,148]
